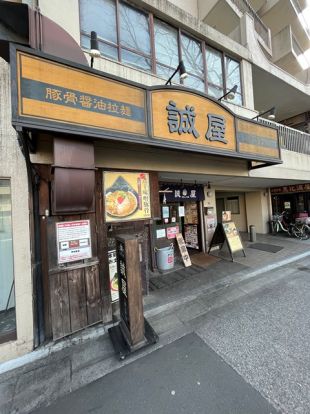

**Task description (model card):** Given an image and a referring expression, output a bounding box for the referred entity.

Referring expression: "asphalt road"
[31,256,310,414]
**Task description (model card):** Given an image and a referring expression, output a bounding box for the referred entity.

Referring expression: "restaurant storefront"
[271,184,310,220]
[9,45,281,342]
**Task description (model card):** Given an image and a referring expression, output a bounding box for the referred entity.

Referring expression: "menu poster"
[206,216,216,232]
[222,211,231,222]
[222,222,243,253]
[184,224,199,249]
[185,202,198,224]
[104,172,151,223]
[108,250,119,302]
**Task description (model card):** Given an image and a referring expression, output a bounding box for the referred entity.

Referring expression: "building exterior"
[0,0,309,362]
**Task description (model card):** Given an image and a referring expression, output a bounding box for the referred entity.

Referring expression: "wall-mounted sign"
[236,119,280,160]
[151,90,236,151]
[156,228,166,239]
[11,46,281,165]
[271,183,310,194]
[161,184,204,202]
[178,206,185,217]
[167,225,179,239]
[56,220,92,264]
[104,172,151,223]
[162,206,170,219]
[284,201,291,209]
[13,50,146,137]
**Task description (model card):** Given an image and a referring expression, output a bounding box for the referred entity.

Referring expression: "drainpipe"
[17,131,45,347]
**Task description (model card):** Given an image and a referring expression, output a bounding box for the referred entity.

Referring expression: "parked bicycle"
[271,211,310,240]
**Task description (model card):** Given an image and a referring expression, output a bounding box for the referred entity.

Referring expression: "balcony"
[258,118,310,155]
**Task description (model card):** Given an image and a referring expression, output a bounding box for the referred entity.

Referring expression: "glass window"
[225,56,242,105]
[154,19,179,71]
[80,0,117,44]
[120,3,151,55]
[183,76,205,92]
[181,34,204,79]
[226,196,240,214]
[206,46,224,95]
[121,49,151,71]
[0,180,16,342]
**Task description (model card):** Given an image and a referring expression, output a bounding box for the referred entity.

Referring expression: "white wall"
[245,191,270,233]
[0,60,33,363]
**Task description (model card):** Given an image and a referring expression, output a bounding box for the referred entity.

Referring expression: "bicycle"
[271,212,309,240]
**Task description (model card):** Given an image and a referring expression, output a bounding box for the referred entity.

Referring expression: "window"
[205,46,224,99]
[225,57,242,105]
[226,196,240,214]
[80,0,118,60]
[119,2,151,71]
[181,34,204,92]
[154,19,179,81]
[79,0,243,103]
[0,179,16,343]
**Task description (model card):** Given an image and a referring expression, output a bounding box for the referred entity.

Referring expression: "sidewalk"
[1,232,310,414]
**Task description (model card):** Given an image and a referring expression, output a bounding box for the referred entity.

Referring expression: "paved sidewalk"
[1,232,309,414]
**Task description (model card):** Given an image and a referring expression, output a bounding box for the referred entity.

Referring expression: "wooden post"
[117,235,144,346]
[108,234,158,359]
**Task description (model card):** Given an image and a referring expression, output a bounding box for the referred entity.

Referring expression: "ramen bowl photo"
[106,190,138,218]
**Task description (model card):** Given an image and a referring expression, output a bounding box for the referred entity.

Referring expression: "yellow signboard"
[104,172,151,223]
[150,90,236,151]
[236,119,280,159]
[16,51,147,136]
[222,221,243,253]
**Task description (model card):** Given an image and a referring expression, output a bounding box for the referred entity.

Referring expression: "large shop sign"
[11,45,281,165]
[271,183,310,194]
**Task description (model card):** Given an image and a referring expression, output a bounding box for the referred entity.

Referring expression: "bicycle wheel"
[292,225,307,240]
[301,225,310,240]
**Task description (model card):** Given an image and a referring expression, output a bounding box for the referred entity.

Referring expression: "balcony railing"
[258,118,310,155]
[231,0,271,49]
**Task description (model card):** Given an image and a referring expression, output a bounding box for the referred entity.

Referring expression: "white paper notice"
[56,220,92,264]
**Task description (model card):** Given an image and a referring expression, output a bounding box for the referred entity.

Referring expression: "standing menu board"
[176,233,192,267]
[208,221,245,261]
[222,222,243,253]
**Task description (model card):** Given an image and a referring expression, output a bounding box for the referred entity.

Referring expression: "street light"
[218,85,238,101]
[89,31,100,68]
[165,60,188,85]
[252,106,276,121]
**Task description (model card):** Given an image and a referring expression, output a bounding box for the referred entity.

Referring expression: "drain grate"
[248,243,283,253]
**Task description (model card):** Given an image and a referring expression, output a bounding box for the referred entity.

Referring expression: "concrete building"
[0,0,309,362]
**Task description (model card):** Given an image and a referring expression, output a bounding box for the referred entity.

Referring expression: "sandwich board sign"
[208,221,245,261]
